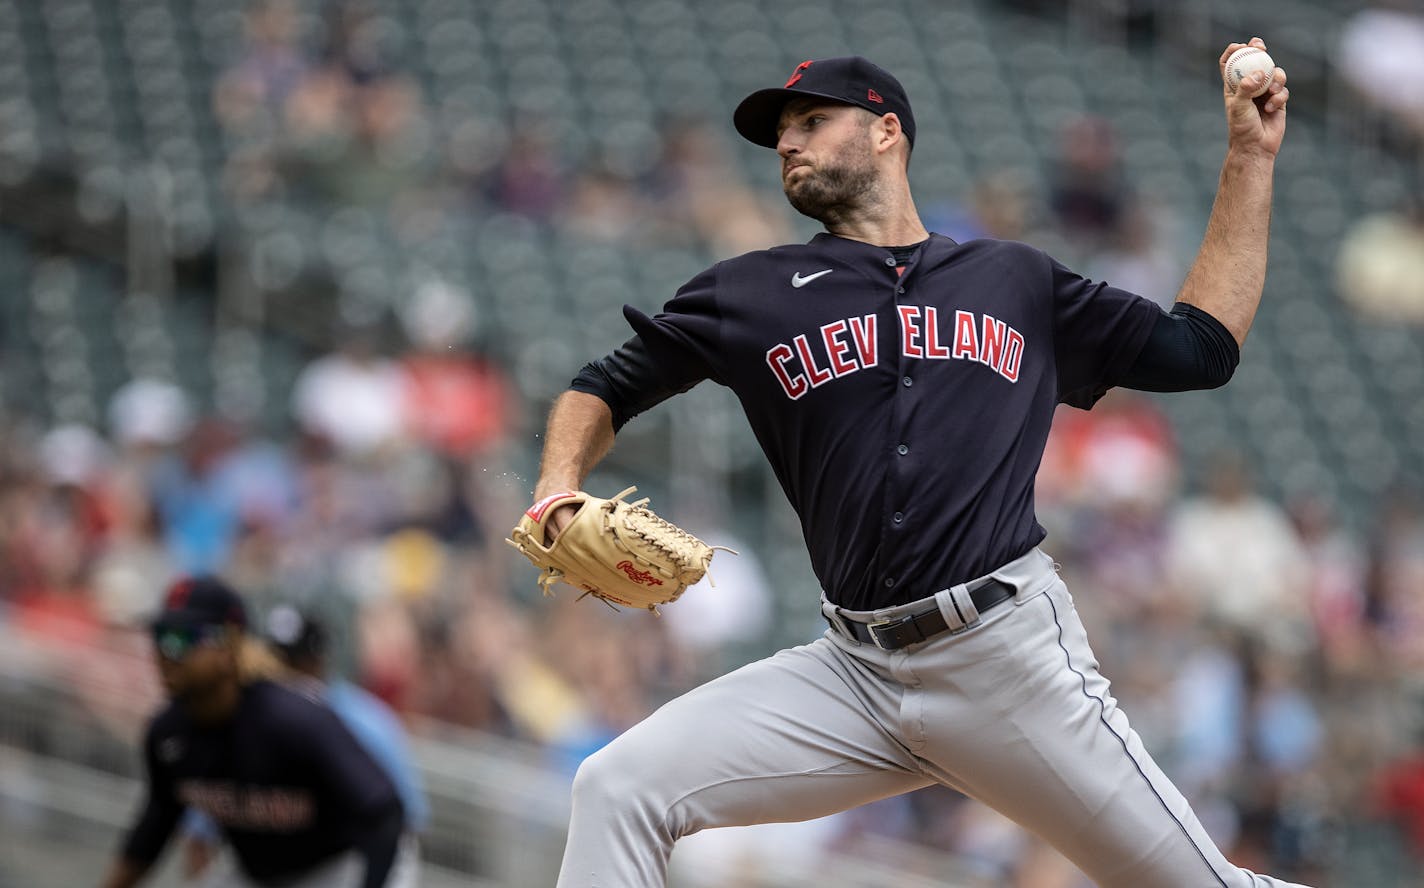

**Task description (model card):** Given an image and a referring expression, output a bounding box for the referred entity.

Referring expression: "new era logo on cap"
[733,56,915,150]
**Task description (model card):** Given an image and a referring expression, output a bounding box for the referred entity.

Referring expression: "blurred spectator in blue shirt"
[263,605,430,832]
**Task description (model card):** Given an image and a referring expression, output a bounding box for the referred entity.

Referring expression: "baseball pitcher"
[520,42,1309,888]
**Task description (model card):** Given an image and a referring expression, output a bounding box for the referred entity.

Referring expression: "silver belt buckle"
[867,614,913,650]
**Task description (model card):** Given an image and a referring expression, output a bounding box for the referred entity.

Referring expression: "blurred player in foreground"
[177,606,428,883]
[100,577,414,888]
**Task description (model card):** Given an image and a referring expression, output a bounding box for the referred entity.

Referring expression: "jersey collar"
[807,231,956,283]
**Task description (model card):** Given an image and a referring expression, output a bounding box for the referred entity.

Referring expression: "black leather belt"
[827,578,1016,650]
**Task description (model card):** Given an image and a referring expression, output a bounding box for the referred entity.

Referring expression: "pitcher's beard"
[783,162,879,225]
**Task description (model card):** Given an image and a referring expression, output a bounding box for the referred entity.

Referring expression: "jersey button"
[902,376,913,387]
[884,577,896,588]
[897,443,909,455]
[893,511,904,523]
[896,286,905,294]
[884,257,896,267]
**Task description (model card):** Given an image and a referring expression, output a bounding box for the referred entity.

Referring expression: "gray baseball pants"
[558,548,1313,888]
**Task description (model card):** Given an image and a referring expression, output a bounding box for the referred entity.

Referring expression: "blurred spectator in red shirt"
[1038,390,1178,522]
[397,276,513,460]
[1374,734,1424,862]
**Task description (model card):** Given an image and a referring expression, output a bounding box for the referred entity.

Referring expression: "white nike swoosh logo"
[791,269,833,288]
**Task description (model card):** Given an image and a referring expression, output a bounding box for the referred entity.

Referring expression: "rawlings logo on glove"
[616,561,664,586]
[506,487,733,613]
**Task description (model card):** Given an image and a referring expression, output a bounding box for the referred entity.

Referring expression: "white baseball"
[1224,46,1276,98]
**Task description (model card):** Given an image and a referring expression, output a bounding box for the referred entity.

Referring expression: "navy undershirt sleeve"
[1117,302,1240,391]
[569,265,722,430]
[571,335,696,431]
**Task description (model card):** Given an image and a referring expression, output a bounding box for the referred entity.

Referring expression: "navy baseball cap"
[734,56,915,150]
[152,576,248,632]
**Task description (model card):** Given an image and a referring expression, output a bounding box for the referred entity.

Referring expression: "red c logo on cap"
[785,60,814,88]
[165,580,193,609]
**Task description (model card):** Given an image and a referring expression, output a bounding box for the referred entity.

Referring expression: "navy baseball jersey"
[122,679,403,883]
[620,233,1160,611]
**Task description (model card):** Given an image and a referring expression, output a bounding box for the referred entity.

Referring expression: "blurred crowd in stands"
[8,357,1424,885]
[1334,3,1424,327]
[215,0,794,258]
[4,2,1424,886]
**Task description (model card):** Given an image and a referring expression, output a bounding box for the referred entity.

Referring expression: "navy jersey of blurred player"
[179,606,428,881]
[99,578,414,888]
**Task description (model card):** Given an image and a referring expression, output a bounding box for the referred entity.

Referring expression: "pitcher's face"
[776,100,881,222]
